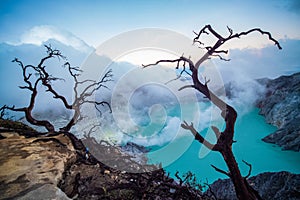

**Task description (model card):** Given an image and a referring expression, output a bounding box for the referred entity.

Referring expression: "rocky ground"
[0,120,76,199]
[0,119,212,200]
[207,171,300,200]
[256,72,300,151]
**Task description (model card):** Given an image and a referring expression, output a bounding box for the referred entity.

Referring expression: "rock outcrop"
[207,171,300,200]
[257,72,300,151]
[0,120,212,200]
[0,131,76,199]
[57,137,211,199]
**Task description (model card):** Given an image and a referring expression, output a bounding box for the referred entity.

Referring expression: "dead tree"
[1,45,112,133]
[143,25,281,200]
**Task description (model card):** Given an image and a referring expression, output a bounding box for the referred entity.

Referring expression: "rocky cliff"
[0,121,76,199]
[257,72,300,151]
[206,171,300,200]
[0,119,212,200]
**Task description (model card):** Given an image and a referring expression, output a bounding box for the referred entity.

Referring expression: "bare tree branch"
[178,85,195,91]
[242,160,252,179]
[2,45,113,133]
[0,106,5,119]
[142,24,281,200]
[175,171,184,186]
[181,121,216,151]
[165,68,192,85]
[227,28,282,49]
[211,126,221,138]
[211,164,231,178]
[227,26,233,37]
[193,25,282,69]
[84,123,101,138]
[214,50,228,54]
[211,54,231,61]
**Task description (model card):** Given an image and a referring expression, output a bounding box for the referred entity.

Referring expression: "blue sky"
[0,0,300,48]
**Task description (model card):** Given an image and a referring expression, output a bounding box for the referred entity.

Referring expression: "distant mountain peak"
[7,25,94,54]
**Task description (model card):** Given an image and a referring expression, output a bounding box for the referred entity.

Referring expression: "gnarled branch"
[227,28,282,49]
[193,25,281,69]
[242,160,252,179]
[211,164,231,178]
[3,45,113,133]
[143,24,280,200]
[181,121,216,151]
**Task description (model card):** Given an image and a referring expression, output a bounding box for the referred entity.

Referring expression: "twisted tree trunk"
[1,46,112,133]
[143,24,281,200]
[221,146,257,199]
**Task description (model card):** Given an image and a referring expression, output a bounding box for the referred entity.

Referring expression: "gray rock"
[257,72,300,151]
[121,142,148,154]
[207,171,300,200]
[16,184,71,200]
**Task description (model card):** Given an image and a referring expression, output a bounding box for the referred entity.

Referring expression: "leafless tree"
[143,25,281,200]
[0,45,112,133]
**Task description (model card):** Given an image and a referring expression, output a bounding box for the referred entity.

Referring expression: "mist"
[1,38,299,145]
[0,40,92,128]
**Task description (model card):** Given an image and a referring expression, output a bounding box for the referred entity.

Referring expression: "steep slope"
[257,72,300,151]
[207,171,300,200]
[0,120,212,200]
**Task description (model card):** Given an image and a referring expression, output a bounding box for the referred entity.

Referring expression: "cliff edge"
[257,72,300,151]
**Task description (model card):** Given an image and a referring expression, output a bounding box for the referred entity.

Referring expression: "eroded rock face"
[0,132,77,199]
[257,72,300,151]
[207,171,300,200]
[0,125,210,200]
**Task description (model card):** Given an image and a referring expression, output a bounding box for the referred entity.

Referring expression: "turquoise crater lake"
[147,108,300,184]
